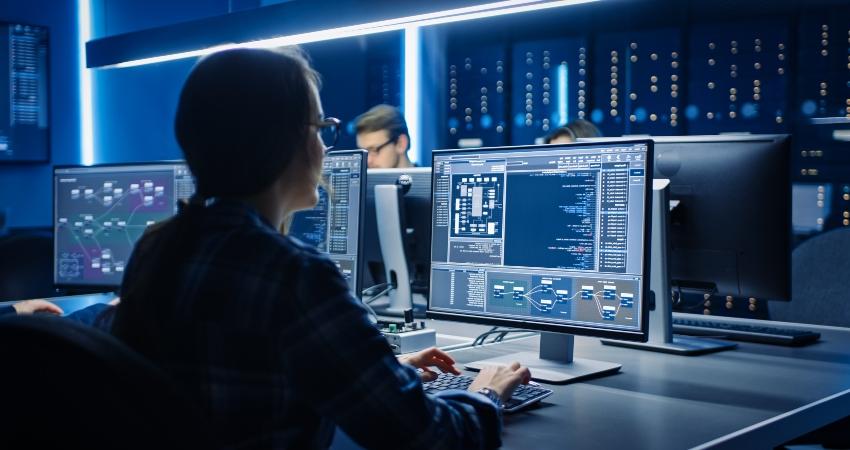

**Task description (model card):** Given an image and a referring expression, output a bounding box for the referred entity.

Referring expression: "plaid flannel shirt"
[112,199,501,449]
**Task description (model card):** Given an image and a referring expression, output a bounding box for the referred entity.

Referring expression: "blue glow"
[741,102,758,119]
[78,0,94,165]
[515,113,526,127]
[685,105,699,120]
[634,107,648,122]
[557,62,568,126]
[590,109,603,123]
[801,100,817,116]
[550,111,560,123]
[480,114,493,129]
[448,117,460,129]
[403,26,421,164]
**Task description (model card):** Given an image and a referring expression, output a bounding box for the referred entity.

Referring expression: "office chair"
[769,227,850,327]
[0,229,57,301]
[0,315,214,449]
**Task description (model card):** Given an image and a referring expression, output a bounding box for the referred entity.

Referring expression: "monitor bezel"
[323,149,369,301]
[427,139,653,343]
[52,160,189,291]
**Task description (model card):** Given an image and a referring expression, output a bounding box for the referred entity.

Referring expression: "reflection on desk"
[425,319,850,450]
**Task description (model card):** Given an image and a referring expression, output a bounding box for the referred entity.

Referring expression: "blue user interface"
[430,142,649,332]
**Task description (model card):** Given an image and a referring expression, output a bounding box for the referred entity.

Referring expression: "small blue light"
[741,102,758,119]
[346,121,355,135]
[685,105,699,120]
[466,122,473,131]
[514,113,526,127]
[448,117,459,129]
[480,114,493,129]
[801,100,817,116]
[634,107,648,122]
[591,109,603,124]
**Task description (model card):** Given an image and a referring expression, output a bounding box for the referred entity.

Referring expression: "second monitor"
[288,150,367,298]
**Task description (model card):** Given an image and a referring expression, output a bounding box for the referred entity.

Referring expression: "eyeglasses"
[364,137,397,155]
[317,117,341,151]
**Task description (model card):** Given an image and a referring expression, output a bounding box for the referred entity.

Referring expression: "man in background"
[355,104,415,168]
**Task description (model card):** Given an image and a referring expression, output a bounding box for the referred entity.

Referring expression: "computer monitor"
[288,150,367,298]
[652,134,791,301]
[53,162,195,290]
[362,168,432,311]
[0,22,49,162]
[429,140,653,383]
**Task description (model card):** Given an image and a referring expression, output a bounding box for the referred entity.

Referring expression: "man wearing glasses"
[355,104,416,169]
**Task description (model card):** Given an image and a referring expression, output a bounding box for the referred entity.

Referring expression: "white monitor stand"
[600,179,736,355]
[373,184,424,316]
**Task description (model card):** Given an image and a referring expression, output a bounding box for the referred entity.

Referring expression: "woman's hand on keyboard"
[468,362,531,403]
[398,347,461,382]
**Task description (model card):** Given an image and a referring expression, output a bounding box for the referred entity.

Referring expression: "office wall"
[89,0,238,164]
[0,0,79,228]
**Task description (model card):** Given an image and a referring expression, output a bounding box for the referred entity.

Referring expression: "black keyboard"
[422,373,552,413]
[672,317,821,346]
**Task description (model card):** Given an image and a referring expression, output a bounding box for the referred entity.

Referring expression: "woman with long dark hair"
[112,47,530,449]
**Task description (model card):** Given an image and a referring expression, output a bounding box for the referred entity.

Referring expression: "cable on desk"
[473,327,500,346]
[362,283,389,297]
[365,286,393,305]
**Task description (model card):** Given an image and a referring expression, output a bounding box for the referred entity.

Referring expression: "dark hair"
[175,47,320,198]
[566,119,602,139]
[354,104,409,149]
[543,126,576,144]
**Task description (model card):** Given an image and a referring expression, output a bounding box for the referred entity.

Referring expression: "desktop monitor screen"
[429,140,653,341]
[362,167,432,294]
[0,22,49,162]
[53,162,195,289]
[652,134,791,301]
[288,150,367,298]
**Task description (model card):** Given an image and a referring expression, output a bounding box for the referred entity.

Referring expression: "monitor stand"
[372,184,420,317]
[465,332,622,384]
[601,179,736,355]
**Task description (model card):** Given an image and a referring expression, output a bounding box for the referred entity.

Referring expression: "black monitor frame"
[654,134,791,301]
[427,140,654,343]
[52,160,191,292]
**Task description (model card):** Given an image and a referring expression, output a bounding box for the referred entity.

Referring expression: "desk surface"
[10,296,849,449]
[427,318,850,450]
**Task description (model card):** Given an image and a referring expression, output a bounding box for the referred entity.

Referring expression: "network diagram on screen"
[430,143,648,331]
[54,164,194,286]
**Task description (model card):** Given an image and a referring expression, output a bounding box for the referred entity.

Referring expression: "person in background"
[543,125,576,144]
[111,47,530,449]
[355,104,416,168]
[543,118,603,144]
